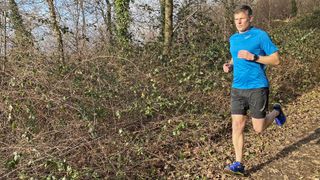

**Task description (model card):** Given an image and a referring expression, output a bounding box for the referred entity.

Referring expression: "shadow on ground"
[247,128,320,175]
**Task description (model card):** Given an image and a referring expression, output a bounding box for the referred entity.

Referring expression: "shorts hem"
[231,112,247,115]
[251,115,266,119]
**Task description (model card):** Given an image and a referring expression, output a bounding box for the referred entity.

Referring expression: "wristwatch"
[253,54,259,62]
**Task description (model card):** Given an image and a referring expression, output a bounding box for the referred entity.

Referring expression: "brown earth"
[220,87,320,180]
[0,86,318,179]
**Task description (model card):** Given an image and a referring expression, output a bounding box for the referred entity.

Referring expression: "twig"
[173,9,199,33]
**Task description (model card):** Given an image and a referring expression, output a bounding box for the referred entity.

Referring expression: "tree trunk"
[1,3,8,68]
[46,0,65,64]
[8,0,34,49]
[106,0,113,44]
[268,0,271,28]
[222,0,235,41]
[75,0,80,54]
[115,0,131,46]
[291,0,298,17]
[163,0,173,56]
[80,0,87,51]
[75,0,86,58]
[4,9,7,65]
[96,0,114,44]
[159,0,165,41]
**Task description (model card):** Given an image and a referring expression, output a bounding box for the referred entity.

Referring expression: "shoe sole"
[223,168,245,176]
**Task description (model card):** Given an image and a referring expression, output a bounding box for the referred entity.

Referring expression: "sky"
[1,0,220,53]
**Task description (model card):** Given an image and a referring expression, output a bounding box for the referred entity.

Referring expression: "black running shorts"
[231,88,269,119]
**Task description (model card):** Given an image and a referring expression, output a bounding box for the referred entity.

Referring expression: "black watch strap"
[253,54,259,62]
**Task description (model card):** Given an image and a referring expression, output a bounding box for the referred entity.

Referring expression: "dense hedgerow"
[0,9,319,179]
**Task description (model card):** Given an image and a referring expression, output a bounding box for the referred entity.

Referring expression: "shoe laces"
[230,162,244,170]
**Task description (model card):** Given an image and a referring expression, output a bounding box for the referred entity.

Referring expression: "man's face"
[234,11,253,33]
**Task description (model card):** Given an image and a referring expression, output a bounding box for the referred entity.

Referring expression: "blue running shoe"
[273,103,286,126]
[224,161,245,176]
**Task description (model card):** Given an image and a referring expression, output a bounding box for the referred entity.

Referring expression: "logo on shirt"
[244,35,252,39]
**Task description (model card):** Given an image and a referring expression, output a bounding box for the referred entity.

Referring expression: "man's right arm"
[223,58,233,73]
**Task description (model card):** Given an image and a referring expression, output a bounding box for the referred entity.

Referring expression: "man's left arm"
[237,50,280,65]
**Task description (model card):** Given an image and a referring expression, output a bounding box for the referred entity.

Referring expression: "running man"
[223,5,286,176]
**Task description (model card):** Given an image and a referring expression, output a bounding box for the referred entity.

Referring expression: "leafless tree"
[159,0,165,40]
[163,0,173,56]
[0,0,8,67]
[95,0,114,44]
[46,0,65,64]
[8,0,34,51]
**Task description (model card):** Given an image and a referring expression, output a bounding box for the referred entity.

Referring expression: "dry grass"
[0,11,319,178]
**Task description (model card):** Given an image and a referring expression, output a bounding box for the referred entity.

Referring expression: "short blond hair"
[234,5,253,16]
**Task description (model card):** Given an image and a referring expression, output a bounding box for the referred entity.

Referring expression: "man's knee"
[253,126,264,134]
[232,117,246,132]
[252,118,265,134]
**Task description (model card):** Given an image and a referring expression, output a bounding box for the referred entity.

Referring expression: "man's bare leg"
[232,115,247,162]
[252,110,280,133]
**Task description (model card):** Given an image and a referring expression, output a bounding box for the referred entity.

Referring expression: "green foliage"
[294,9,320,29]
[173,121,187,136]
[291,0,298,17]
[114,0,131,46]
[268,9,320,103]
[1,7,320,179]
[9,0,34,48]
[25,158,99,179]
[5,152,21,170]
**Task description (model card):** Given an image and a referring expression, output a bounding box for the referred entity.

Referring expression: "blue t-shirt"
[230,27,278,89]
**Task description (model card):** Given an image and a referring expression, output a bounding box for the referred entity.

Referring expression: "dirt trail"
[244,87,320,179]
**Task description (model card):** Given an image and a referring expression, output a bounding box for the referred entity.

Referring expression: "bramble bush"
[0,9,319,179]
